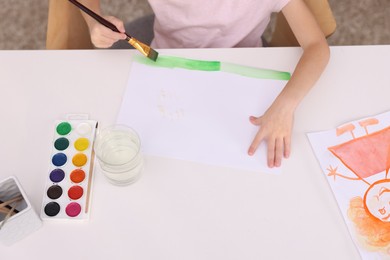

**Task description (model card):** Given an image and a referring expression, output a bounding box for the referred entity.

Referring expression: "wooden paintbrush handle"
[0,195,23,209]
[68,0,123,34]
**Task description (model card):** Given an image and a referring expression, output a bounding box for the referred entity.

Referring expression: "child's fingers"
[91,29,123,48]
[248,116,264,156]
[105,16,126,33]
[91,34,114,48]
[267,138,276,167]
[94,37,116,48]
[102,27,126,40]
[93,25,126,41]
[249,115,262,126]
[89,16,126,48]
[248,130,265,156]
[273,137,284,167]
[283,136,291,158]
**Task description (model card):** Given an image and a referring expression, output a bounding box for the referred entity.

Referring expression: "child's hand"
[247,105,294,168]
[88,16,127,48]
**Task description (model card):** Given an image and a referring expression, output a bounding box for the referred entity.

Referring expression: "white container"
[0,176,42,246]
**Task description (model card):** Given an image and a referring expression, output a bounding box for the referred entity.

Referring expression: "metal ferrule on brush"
[126,36,150,57]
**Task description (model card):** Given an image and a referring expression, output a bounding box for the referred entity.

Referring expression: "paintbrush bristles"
[147,48,159,62]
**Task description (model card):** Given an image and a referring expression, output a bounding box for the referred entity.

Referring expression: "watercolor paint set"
[40,118,98,220]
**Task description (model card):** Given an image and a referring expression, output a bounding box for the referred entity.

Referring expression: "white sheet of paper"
[307,110,390,259]
[117,62,288,174]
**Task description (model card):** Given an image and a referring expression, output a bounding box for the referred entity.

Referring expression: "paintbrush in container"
[0,195,23,230]
[68,0,158,61]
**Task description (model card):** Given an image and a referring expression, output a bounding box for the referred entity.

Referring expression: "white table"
[1,46,389,259]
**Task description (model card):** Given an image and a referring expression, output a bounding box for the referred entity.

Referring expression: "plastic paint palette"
[41,119,98,220]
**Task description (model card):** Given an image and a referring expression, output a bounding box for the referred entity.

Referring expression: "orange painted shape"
[363,179,390,221]
[336,123,355,137]
[329,126,390,178]
[359,118,379,128]
[348,195,390,249]
[387,144,390,174]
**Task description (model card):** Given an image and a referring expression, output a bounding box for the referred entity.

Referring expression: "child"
[80,0,330,168]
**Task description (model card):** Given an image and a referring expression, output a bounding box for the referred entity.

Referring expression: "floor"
[0,0,389,50]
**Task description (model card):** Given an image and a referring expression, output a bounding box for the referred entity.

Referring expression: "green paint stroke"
[221,63,291,81]
[134,55,291,80]
[134,55,220,71]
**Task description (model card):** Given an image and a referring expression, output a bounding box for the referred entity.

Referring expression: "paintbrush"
[85,123,98,214]
[0,195,23,210]
[68,0,158,61]
[0,202,19,230]
[0,199,20,214]
[0,195,22,230]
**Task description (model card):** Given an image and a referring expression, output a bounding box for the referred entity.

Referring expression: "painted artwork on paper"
[117,55,291,174]
[308,111,390,259]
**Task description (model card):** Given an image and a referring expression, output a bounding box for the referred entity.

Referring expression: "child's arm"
[248,0,330,167]
[79,0,126,48]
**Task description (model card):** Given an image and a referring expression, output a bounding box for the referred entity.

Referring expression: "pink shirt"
[148,0,291,48]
